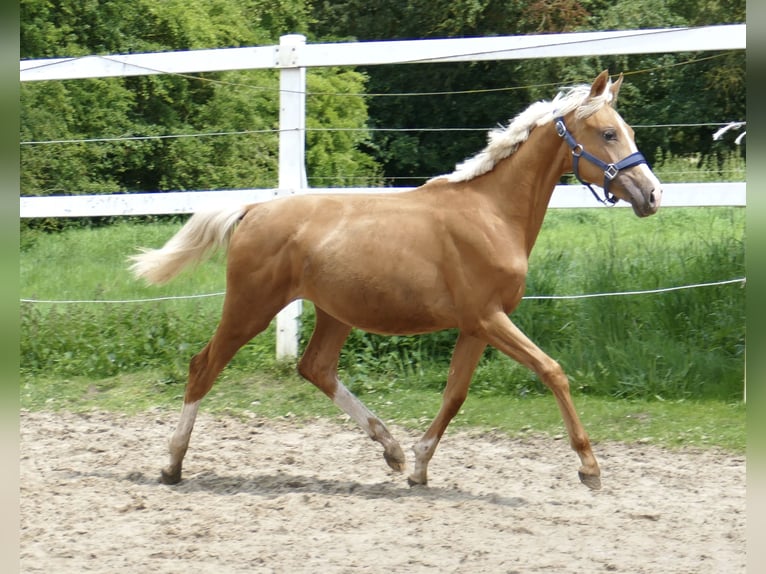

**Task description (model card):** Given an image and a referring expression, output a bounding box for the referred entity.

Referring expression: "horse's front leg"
[479,311,601,489]
[408,333,486,486]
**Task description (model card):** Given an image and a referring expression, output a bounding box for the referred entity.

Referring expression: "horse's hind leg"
[161,298,278,485]
[298,307,406,473]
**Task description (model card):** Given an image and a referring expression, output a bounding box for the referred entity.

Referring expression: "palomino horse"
[131,71,662,490]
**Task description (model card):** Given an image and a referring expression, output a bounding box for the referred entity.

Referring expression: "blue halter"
[554,116,648,205]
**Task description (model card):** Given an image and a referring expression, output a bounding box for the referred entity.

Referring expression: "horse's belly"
[306,275,456,335]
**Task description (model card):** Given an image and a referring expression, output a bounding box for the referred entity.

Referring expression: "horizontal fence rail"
[20,182,746,218]
[20,25,745,81]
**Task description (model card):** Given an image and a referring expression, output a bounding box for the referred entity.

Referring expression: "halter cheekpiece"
[554,116,648,205]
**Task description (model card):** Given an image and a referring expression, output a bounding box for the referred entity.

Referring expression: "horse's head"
[557,71,662,217]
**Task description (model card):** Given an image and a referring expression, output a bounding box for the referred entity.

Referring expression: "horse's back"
[234,190,445,257]
[227,191,464,333]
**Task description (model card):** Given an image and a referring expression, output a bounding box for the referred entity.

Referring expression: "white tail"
[129,206,246,284]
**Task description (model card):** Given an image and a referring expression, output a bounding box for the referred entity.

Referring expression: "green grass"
[20,368,745,452]
[21,218,228,301]
[20,207,745,400]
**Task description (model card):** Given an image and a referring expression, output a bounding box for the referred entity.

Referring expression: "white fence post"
[275,34,307,359]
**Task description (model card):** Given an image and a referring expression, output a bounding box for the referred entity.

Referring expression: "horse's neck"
[483,124,567,254]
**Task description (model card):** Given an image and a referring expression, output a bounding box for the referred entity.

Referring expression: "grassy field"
[19,206,746,451]
[21,368,745,452]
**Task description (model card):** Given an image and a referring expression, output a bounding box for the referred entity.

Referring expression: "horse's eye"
[603,129,617,142]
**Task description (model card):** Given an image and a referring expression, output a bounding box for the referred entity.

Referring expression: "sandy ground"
[20,408,745,573]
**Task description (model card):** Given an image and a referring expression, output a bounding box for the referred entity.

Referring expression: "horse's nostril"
[649,190,656,206]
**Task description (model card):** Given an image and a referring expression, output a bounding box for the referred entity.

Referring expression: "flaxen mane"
[432,80,616,184]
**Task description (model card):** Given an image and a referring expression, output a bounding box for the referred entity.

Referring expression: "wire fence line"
[19,121,742,147]
[19,48,742,148]
[20,277,745,306]
[521,277,745,300]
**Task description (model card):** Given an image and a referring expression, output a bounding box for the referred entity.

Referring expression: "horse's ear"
[609,73,624,104]
[589,70,610,99]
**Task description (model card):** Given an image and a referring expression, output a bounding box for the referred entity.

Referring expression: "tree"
[20,0,745,208]
[311,0,745,181]
[585,0,745,162]
[20,0,381,216]
[311,0,598,184]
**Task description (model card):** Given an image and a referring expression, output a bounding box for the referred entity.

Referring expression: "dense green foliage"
[20,207,745,402]
[21,0,745,195]
[20,0,381,224]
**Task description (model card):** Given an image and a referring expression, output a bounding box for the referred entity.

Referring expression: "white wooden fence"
[20,24,746,357]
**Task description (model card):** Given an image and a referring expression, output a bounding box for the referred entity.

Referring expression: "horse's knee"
[538,359,568,391]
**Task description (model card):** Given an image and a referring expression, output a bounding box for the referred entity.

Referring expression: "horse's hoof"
[160,467,182,485]
[578,471,602,490]
[384,445,406,472]
[407,475,427,488]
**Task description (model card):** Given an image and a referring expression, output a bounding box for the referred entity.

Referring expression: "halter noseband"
[554,116,648,205]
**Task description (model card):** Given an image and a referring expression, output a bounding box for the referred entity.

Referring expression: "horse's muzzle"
[632,187,661,217]
[617,168,662,217]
